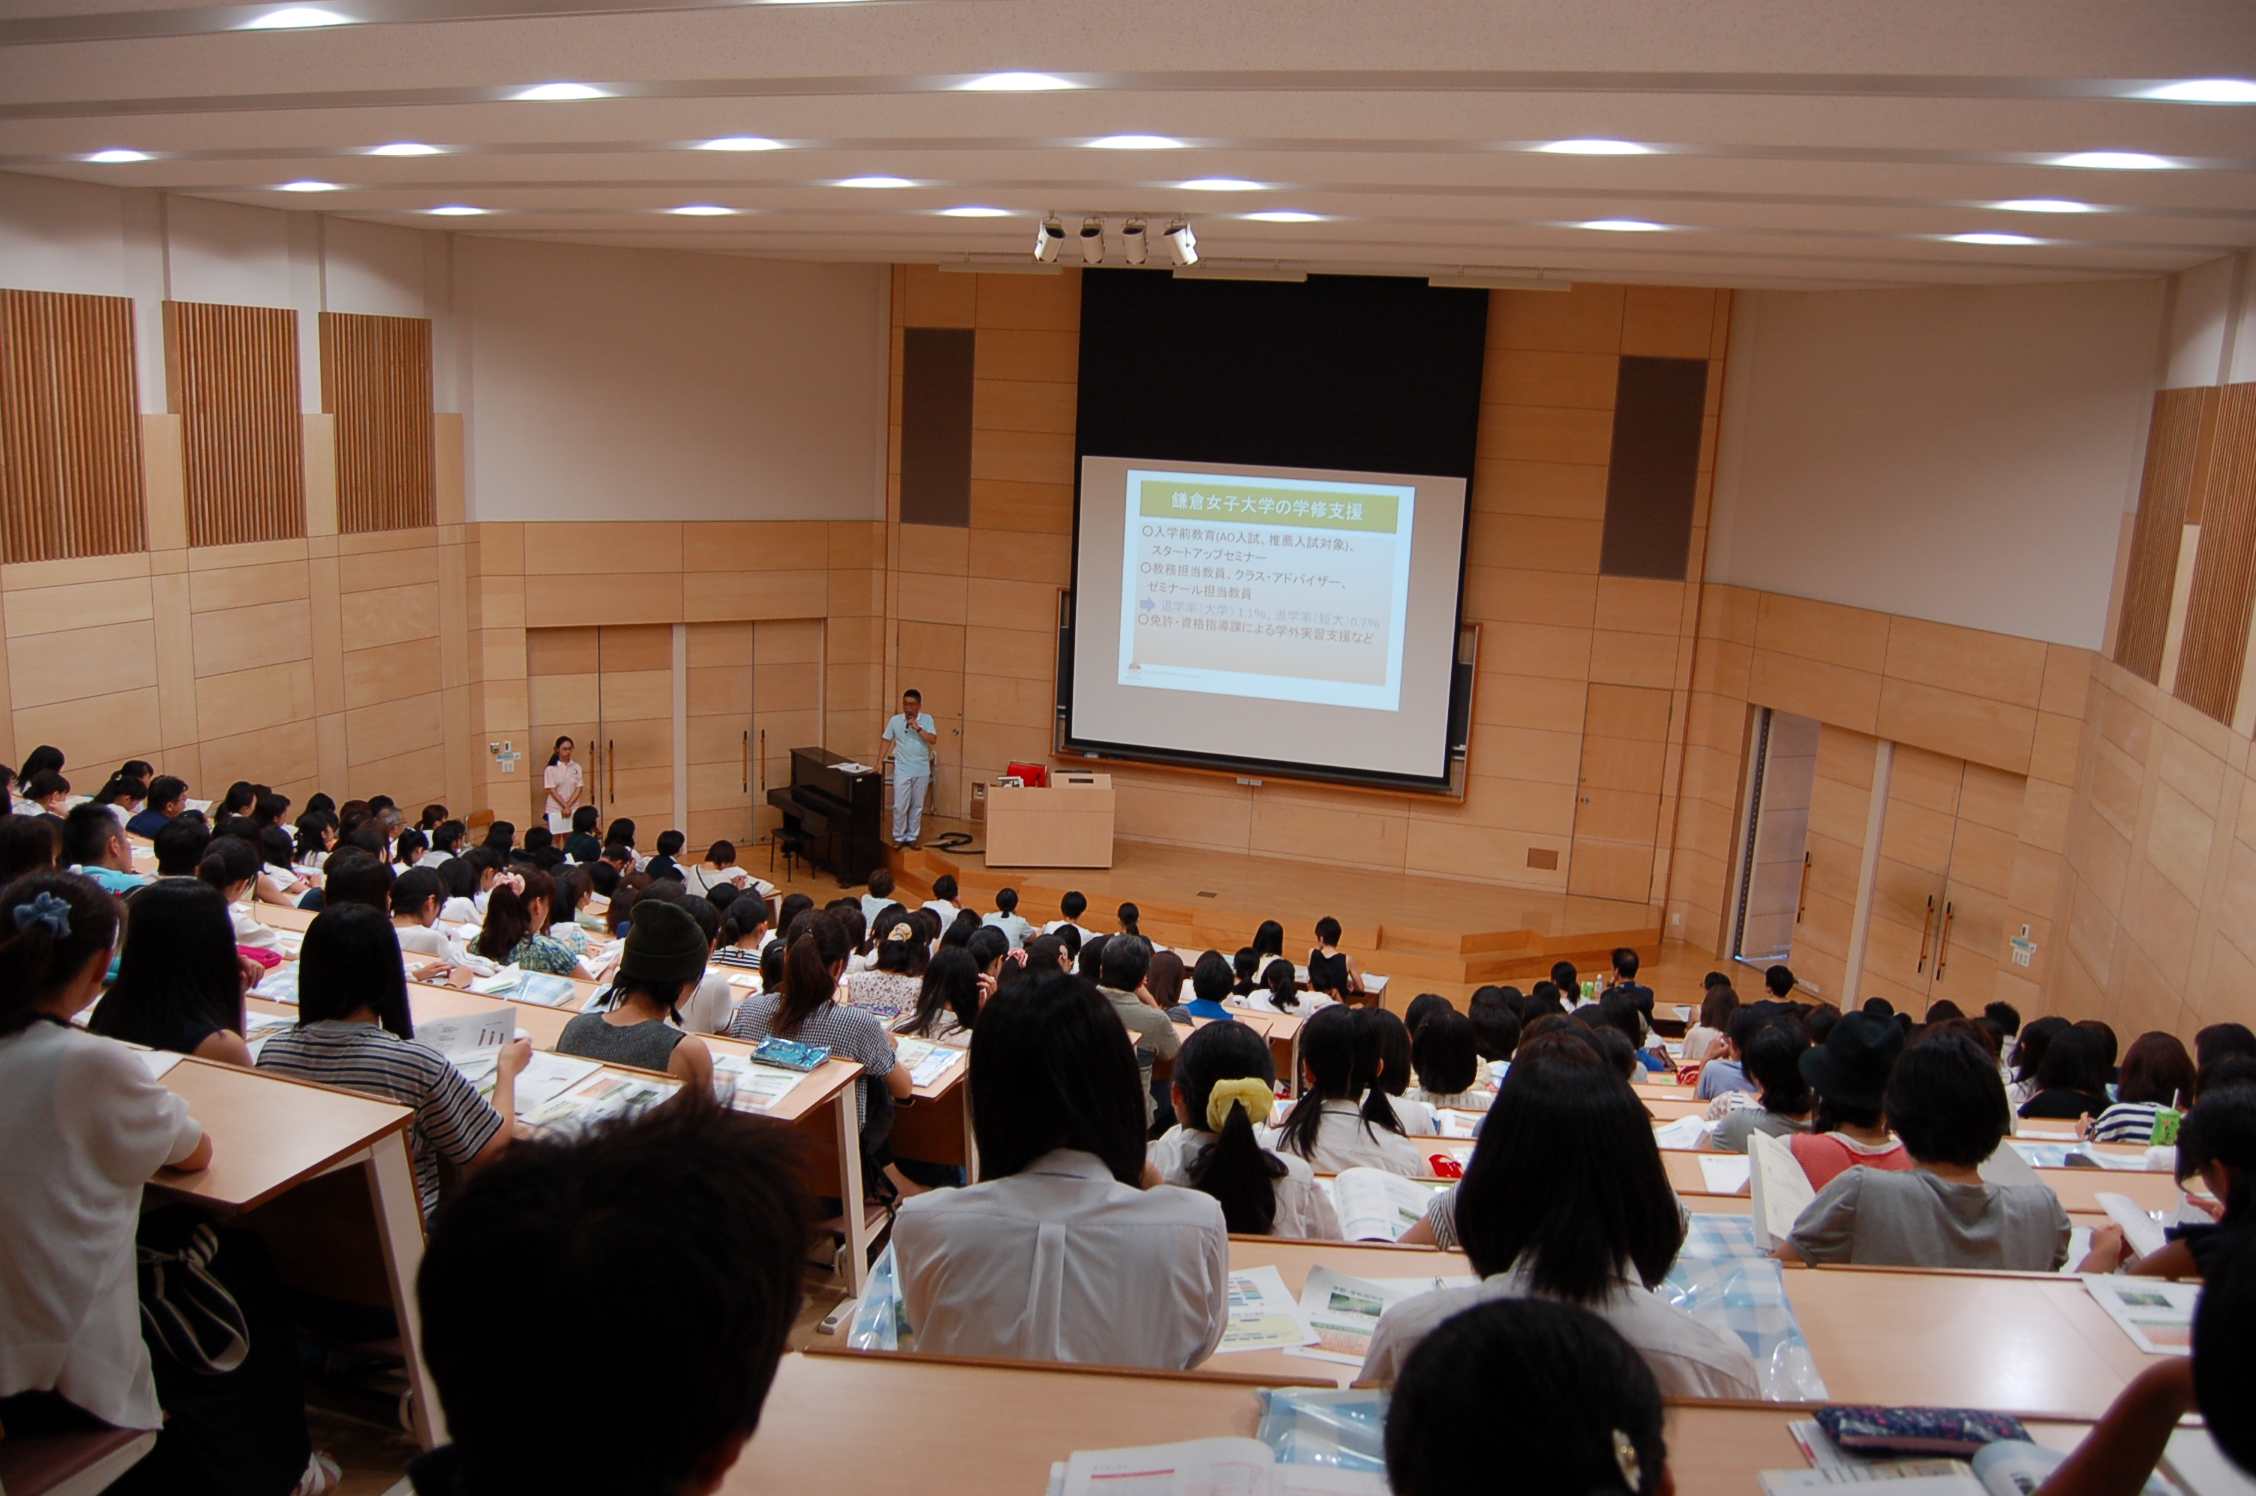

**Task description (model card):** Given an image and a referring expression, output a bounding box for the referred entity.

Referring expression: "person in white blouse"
[1149,1019,1340,1239]
[0,875,215,1438]
[389,867,498,978]
[1261,1004,1429,1177]
[892,971,1230,1369]
[1356,1033,1760,1400]
[541,737,583,837]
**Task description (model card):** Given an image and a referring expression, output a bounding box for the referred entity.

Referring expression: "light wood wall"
[885,267,1732,896]
[0,289,146,565]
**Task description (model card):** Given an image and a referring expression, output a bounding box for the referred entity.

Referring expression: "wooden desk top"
[156,1055,412,1211]
[734,1350,2098,1495]
[1785,1265,2158,1421]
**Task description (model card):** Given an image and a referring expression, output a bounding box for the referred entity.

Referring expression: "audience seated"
[1150,1019,1341,1239]
[1265,1004,1425,1177]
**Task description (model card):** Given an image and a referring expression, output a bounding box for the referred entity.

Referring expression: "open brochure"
[467,966,581,1008]
[2084,1274,2199,1355]
[414,1010,517,1059]
[1322,1167,1448,1242]
[1748,1129,1815,1250]
[251,963,300,1005]
[1215,1265,1318,1354]
[1654,1114,1714,1149]
[2096,1192,2170,1259]
[709,1054,806,1113]
[521,1069,681,1132]
[1699,1154,1753,1194]
[1763,1436,2183,1496]
[1050,1437,1384,1496]
[1295,1264,1474,1364]
[893,1035,966,1089]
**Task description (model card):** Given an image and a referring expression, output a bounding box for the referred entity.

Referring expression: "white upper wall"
[456,237,884,523]
[1706,278,2167,650]
[2163,252,2256,390]
[0,170,886,522]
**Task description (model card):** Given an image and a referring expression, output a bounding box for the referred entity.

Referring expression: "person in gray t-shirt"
[1782,1026,2069,1272]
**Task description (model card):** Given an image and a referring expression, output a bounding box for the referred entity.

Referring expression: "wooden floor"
[809,819,1670,998]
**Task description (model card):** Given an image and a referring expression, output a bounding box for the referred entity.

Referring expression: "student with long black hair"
[896,944,981,1044]
[892,971,1229,1367]
[258,904,526,1217]
[1359,1034,1759,1397]
[1267,1003,1425,1176]
[1152,1020,1340,1238]
[1249,918,1289,984]
[1711,1021,1816,1151]
[89,880,253,1065]
[728,910,911,1145]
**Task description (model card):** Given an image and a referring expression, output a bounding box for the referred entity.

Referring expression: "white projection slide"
[1118,468,1415,710]
[1071,455,1468,783]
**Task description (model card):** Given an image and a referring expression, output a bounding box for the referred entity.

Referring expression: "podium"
[984,773,1115,868]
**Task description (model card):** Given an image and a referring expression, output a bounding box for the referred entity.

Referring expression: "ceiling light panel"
[86,149,151,163]
[240,7,349,28]
[959,72,1076,91]
[368,141,442,156]
[837,175,917,188]
[1991,198,2095,213]
[697,137,783,152]
[513,82,608,101]
[1086,134,1183,149]
[2140,79,2256,104]
[1577,218,1669,232]
[1943,232,2044,245]
[278,179,340,191]
[1536,138,1652,155]
[1179,178,1267,192]
[2053,151,2176,169]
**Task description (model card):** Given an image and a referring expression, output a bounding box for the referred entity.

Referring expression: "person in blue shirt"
[880,687,938,848]
[62,804,150,895]
[127,774,190,839]
[980,885,1037,949]
[1169,950,1238,1023]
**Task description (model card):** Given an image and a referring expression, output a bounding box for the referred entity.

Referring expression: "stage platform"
[877,825,1663,1002]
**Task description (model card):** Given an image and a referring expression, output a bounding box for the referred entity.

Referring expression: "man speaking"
[881,688,938,848]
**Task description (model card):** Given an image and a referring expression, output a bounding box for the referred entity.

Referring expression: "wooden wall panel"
[0,289,146,564]
[320,311,435,534]
[2174,384,2256,724]
[2114,388,2217,683]
[165,301,305,548]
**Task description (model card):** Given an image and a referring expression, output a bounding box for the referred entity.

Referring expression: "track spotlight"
[1033,215,1066,263]
[1121,218,1148,266]
[1162,219,1198,267]
[1080,217,1106,265]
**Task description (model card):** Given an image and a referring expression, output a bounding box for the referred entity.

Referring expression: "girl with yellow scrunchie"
[1148,1022,1343,1239]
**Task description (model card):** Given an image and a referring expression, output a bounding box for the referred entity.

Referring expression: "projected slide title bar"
[1140,481,1399,533]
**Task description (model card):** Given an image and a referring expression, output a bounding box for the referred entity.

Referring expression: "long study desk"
[152,1056,449,1447]
[735,1352,2103,1496]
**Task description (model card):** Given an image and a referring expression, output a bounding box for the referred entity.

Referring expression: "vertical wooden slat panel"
[2114,387,2217,683]
[320,311,435,533]
[2176,384,2256,723]
[0,288,146,564]
[166,300,305,548]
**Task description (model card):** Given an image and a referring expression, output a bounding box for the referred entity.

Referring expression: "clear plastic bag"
[844,1244,916,1352]
[1660,1255,1829,1401]
[1255,1388,1392,1471]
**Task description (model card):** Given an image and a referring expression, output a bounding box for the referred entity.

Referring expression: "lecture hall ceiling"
[1,0,2252,287]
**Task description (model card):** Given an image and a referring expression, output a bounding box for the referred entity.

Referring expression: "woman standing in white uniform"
[541,737,583,837]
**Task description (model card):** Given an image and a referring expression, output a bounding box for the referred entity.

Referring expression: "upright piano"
[766,748,885,887]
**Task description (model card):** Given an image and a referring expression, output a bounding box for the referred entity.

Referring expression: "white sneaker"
[294,1452,342,1496]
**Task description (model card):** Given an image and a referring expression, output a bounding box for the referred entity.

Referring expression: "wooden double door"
[526,620,824,848]
[1856,745,2023,1013]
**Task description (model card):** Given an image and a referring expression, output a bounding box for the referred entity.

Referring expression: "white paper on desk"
[251,964,300,1005]
[2163,1427,2256,1496]
[2095,1191,2171,1259]
[1322,1167,1447,1242]
[1699,1155,1753,1195]
[136,1049,184,1080]
[2084,1273,2199,1355]
[894,1036,963,1088]
[709,1055,802,1112]
[271,929,304,957]
[1748,1129,1815,1251]
[1979,1141,2044,1187]
[467,965,523,996]
[1297,1265,1472,1362]
[1433,1109,1482,1138]
[1215,1264,1317,1354]
[1654,1115,1713,1149]
[243,1012,295,1060]
[509,974,580,1008]
[415,1010,515,1059]
[510,1052,602,1113]
[1058,1437,1386,1496]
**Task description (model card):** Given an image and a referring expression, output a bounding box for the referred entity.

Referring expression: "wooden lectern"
[984,773,1115,868]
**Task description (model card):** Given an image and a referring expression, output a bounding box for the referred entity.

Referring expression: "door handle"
[1915,895,1935,973]
[1796,853,1811,925]
[607,739,616,801]
[1934,901,1955,979]
[742,730,749,794]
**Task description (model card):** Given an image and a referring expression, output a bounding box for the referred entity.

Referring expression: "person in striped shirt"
[2088,1031,2197,1145]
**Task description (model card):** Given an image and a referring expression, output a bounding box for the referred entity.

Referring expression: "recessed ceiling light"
[2054,150,2175,170]
[1086,134,1183,150]
[279,179,341,192]
[368,141,442,156]
[1180,178,1266,192]
[1578,218,1669,232]
[959,72,1075,91]
[838,175,916,188]
[1537,138,1652,155]
[939,206,1013,217]
[86,149,151,163]
[2141,78,2256,104]
[1944,232,2044,246]
[666,204,737,215]
[424,205,490,216]
[1242,210,1324,223]
[241,6,349,27]
[513,82,608,101]
[1992,198,2095,213]
[697,136,783,151]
